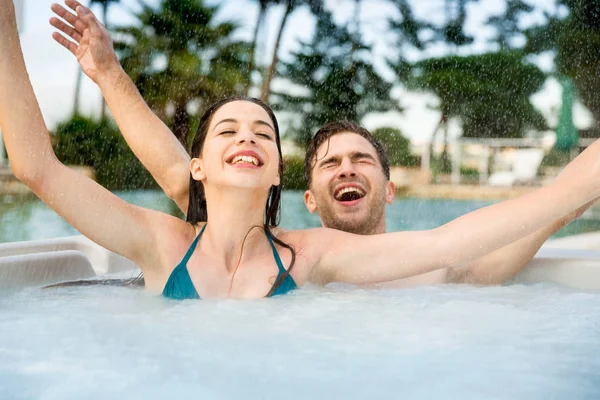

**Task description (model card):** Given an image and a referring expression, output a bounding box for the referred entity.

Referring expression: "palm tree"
[273,8,398,143]
[247,0,282,95]
[114,0,250,146]
[260,0,323,102]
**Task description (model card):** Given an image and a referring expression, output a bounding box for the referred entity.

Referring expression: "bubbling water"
[1,283,600,399]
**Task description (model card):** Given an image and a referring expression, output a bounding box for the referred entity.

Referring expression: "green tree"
[389,1,547,169]
[403,52,547,170]
[524,0,600,126]
[53,116,155,190]
[485,0,534,50]
[260,0,324,102]
[114,0,251,146]
[388,0,480,170]
[410,52,547,139]
[273,9,399,144]
[372,127,418,167]
[248,0,283,94]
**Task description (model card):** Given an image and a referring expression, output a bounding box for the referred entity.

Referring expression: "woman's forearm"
[95,66,191,212]
[0,2,56,184]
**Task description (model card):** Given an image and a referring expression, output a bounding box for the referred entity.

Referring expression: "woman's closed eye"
[219,130,237,135]
[256,132,274,140]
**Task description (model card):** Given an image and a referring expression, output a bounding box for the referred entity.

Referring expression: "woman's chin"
[213,178,274,192]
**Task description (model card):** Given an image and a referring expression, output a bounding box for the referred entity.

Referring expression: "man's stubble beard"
[316,192,387,235]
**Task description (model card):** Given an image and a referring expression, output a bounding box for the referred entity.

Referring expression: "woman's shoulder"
[138,214,202,269]
[275,227,348,258]
[274,226,326,243]
[277,226,351,242]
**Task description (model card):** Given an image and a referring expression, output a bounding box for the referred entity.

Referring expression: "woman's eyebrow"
[213,118,274,133]
[253,120,275,132]
[213,118,238,130]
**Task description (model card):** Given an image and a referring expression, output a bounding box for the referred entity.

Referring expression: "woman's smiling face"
[191,100,281,192]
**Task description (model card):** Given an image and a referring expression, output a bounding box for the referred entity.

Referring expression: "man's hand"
[50,0,120,84]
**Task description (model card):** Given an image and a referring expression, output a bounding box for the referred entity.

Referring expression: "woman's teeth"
[231,155,259,166]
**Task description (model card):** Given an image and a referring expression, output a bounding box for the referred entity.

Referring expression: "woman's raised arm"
[0,0,168,269]
[49,0,191,213]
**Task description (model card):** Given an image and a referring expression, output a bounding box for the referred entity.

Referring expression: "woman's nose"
[237,130,256,145]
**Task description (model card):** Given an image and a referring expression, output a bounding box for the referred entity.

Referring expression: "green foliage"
[540,148,571,168]
[407,52,547,138]
[53,116,157,190]
[114,0,251,145]
[524,0,600,125]
[388,0,479,59]
[485,0,534,49]
[460,166,480,177]
[282,156,306,190]
[371,127,418,167]
[272,9,399,144]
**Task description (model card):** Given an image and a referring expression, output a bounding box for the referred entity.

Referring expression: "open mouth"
[334,186,366,202]
[229,155,261,166]
[226,152,264,167]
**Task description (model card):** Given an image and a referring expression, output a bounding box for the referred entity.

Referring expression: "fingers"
[65,0,84,12]
[49,16,82,43]
[52,31,78,56]
[50,3,86,33]
[75,5,105,37]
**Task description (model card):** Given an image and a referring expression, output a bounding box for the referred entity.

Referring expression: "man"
[49,1,591,286]
[301,121,591,285]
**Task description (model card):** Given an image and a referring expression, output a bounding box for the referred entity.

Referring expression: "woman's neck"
[201,186,272,271]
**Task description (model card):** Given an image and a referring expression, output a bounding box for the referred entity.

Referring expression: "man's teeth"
[231,155,259,166]
[335,187,365,199]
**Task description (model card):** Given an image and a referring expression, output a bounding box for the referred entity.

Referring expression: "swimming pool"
[2,190,600,242]
[2,190,600,398]
[1,283,600,399]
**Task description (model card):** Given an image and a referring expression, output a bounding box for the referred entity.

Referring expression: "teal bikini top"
[162,225,297,300]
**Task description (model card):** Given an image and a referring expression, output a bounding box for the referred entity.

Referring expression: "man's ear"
[304,190,318,213]
[190,157,205,181]
[385,181,395,205]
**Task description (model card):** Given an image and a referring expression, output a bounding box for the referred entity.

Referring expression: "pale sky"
[14,0,595,145]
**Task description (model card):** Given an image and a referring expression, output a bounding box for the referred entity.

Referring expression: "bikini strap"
[266,231,286,275]
[181,224,207,265]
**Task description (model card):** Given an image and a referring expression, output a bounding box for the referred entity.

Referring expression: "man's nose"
[337,158,357,178]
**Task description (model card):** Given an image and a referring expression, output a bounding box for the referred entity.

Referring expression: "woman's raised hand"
[50,0,120,84]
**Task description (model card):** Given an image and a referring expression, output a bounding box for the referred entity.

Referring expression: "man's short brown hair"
[304,121,391,188]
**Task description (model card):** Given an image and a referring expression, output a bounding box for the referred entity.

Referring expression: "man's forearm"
[97,66,191,213]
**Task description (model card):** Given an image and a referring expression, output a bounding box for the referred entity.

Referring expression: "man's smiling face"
[304,132,395,235]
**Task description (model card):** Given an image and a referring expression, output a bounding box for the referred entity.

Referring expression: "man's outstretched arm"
[369,200,595,289]
[50,0,191,213]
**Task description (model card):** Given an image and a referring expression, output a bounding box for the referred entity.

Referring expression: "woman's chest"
[185,253,289,299]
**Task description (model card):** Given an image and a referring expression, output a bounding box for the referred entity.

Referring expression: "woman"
[0,0,597,299]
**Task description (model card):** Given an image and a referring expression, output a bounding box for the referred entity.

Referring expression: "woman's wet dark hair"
[47,97,295,297]
[187,96,283,227]
[186,96,295,297]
